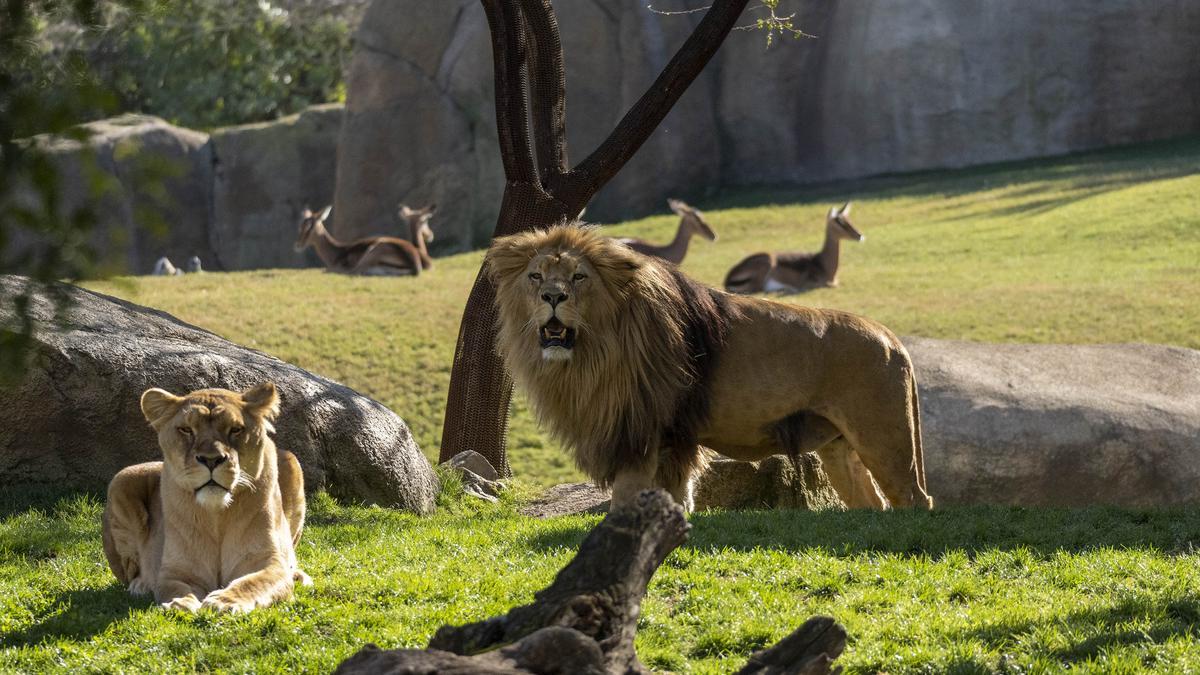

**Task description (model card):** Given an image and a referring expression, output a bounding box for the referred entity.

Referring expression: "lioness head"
[487,224,647,362]
[140,383,281,510]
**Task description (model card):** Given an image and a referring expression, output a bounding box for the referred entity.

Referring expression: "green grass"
[83,137,1200,486]
[4,137,1191,672]
[5,492,1200,672]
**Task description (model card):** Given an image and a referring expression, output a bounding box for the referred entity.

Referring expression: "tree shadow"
[959,593,1200,666]
[703,134,1200,214]
[0,584,153,648]
[522,505,1200,558]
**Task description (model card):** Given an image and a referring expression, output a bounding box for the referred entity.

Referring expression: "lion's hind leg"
[833,372,933,510]
[772,411,887,510]
[102,462,163,595]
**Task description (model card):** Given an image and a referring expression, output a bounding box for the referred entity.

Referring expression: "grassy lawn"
[5,490,1200,672]
[3,138,1196,672]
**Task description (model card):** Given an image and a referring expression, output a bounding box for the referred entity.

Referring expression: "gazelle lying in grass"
[617,198,717,265]
[294,204,435,276]
[724,202,863,294]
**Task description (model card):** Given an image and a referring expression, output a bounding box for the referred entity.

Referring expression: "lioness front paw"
[201,590,255,614]
[161,593,201,613]
[293,569,313,588]
[128,575,154,597]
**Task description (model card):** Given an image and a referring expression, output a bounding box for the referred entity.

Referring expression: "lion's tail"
[910,377,932,509]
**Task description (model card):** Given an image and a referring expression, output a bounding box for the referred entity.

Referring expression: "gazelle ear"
[301,207,313,219]
[399,204,414,218]
[318,205,332,221]
[668,198,687,216]
[828,206,839,219]
[141,388,184,427]
[839,202,851,216]
[423,203,437,215]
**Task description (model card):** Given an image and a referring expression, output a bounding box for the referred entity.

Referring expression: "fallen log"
[336,490,846,674]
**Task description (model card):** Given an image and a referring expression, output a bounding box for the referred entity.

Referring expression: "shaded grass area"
[83,137,1200,487]
[4,493,1200,672]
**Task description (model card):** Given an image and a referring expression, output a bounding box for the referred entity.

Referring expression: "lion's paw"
[128,575,154,597]
[201,590,254,614]
[293,569,313,588]
[161,594,201,613]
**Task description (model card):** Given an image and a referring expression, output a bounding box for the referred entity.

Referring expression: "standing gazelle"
[724,202,863,294]
[294,205,433,276]
[617,198,717,265]
[398,203,436,271]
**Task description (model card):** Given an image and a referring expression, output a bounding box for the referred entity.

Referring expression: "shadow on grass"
[961,592,1200,666]
[702,134,1200,215]
[0,584,153,648]
[523,505,1200,558]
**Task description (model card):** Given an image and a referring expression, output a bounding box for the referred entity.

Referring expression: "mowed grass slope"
[85,137,1200,485]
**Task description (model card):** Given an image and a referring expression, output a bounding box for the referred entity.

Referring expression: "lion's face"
[488,225,642,363]
[140,383,280,510]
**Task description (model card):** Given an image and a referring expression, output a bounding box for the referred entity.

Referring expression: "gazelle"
[294,205,433,276]
[724,202,863,294]
[617,198,717,265]
[398,203,436,271]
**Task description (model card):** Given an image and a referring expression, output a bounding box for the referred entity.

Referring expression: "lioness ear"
[486,232,538,284]
[141,388,183,427]
[241,382,281,421]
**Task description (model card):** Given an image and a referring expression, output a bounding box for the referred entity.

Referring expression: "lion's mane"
[487,224,737,487]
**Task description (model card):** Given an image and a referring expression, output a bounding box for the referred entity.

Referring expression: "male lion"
[487,224,933,512]
[101,382,310,612]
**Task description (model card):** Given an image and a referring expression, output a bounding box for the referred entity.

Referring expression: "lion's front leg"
[102,462,162,594]
[201,564,294,614]
[610,464,657,512]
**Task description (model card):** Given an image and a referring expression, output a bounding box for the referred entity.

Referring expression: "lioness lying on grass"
[102,382,309,613]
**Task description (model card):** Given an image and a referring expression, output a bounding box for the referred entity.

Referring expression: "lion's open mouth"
[539,317,576,349]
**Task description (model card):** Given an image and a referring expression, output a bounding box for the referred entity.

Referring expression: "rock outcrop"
[0,275,438,512]
[335,0,1200,247]
[11,107,345,275]
[904,338,1200,508]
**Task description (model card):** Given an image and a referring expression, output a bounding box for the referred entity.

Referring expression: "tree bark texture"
[439,0,753,475]
[335,490,846,674]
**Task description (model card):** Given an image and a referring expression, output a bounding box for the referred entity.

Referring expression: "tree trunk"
[438,0,752,475]
[335,490,846,674]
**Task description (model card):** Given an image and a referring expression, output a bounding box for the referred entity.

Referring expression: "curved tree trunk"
[439,0,752,475]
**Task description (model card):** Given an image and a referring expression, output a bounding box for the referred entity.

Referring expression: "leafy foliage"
[17,0,359,134]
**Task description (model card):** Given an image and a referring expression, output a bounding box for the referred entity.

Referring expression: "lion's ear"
[485,232,538,284]
[141,388,183,427]
[241,382,281,422]
[588,235,645,289]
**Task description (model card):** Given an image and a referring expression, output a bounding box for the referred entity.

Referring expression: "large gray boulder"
[0,275,438,512]
[336,0,1200,248]
[210,104,345,271]
[905,338,1200,508]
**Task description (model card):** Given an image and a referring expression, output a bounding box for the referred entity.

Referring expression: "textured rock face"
[904,338,1200,508]
[336,0,1200,247]
[0,275,438,512]
[9,115,216,275]
[11,108,344,275]
[333,0,719,250]
[210,104,344,271]
[692,455,843,512]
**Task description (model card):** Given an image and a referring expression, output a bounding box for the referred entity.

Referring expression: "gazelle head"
[668,198,718,242]
[827,202,864,242]
[399,203,437,244]
[295,205,332,252]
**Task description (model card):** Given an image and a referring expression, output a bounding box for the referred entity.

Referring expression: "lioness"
[102,382,309,612]
[487,224,933,512]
